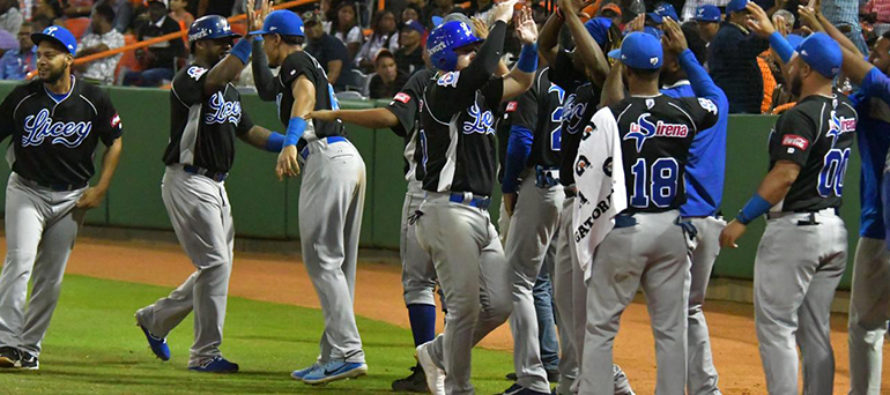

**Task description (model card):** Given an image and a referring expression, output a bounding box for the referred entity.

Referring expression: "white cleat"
[416,341,445,395]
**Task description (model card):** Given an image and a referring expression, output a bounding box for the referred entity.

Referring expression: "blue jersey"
[851,67,890,239]
[660,53,729,217]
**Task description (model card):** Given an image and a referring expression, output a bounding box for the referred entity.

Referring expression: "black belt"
[19,175,87,192]
[183,165,227,182]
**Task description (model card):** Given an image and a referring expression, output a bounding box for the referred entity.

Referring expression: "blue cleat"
[188,356,239,373]
[137,322,170,361]
[291,362,321,380]
[301,360,368,385]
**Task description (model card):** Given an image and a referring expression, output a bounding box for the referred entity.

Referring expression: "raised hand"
[625,13,645,33]
[492,0,519,25]
[513,7,538,44]
[744,1,776,38]
[471,17,489,39]
[797,5,824,32]
[661,17,688,54]
[772,14,788,36]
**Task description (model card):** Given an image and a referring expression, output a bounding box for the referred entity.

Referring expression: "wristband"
[265,131,285,152]
[517,42,539,73]
[284,117,307,147]
[230,38,252,65]
[768,31,795,64]
[736,193,772,225]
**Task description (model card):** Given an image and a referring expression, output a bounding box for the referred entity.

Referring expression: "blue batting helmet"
[188,15,240,43]
[427,21,482,71]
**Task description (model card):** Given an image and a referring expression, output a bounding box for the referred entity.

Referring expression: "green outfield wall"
[0,83,863,287]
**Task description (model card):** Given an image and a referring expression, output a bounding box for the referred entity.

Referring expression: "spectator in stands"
[104,0,133,33]
[196,0,234,17]
[63,0,92,17]
[331,1,362,60]
[0,0,21,35]
[368,49,407,98]
[32,0,63,26]
[427,0,462,27]
[598,2,623,26]
[681,0,731,21]
[823,0,869,54]
[467,0,493,21]
[75,3,123,84]
[708,0,769,113]
[123,0,184,86]
[0,21,34,79]
[866,0,890,37]
[402,4,421,25]
[773,8,794,33]
[304,11,351,91]
[355,10,399,71]
[394,18,424,75]
[168,0,193,30]
[694,5,721,43]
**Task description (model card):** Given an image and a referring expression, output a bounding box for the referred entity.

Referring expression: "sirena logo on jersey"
[22,109,92,148]
[826,110,855,146]
[204,92,242,125]
[624,113,689,152]
[462,103,494,135]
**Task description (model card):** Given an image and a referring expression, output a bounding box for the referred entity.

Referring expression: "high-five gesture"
[492,0,519,25]
[745,2,776,38]
[247,0,271,33]
[513,7,538,44]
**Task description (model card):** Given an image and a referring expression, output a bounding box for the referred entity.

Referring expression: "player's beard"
[41,64,68,84]
[790,72,802,98]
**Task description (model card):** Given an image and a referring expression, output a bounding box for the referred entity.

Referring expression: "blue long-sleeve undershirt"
[502,125,533,194]
[861,66,890,106]
[678,49,727,108]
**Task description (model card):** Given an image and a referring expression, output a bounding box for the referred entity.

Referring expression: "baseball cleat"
[136,322,170,361]
[0,347,19,368]
[415,342,445,395]
[501,383,551,395]
[391,363,428,392]
[188,356,239,373]
[301,361,367,385]
[290,362,321,381]
[18,352,38,370]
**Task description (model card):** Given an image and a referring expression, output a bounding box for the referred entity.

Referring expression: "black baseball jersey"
[419,71,505,196]
[0,77,122,187]
[275,50,344,144]
[559,83,600,187]
[164,64,254,174]
[387,68,435,181]
[607,94,719,213]
[768,94,857,211]
[508,67,565,168]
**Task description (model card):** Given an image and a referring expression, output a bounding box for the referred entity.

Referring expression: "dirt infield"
[26,236,889,393]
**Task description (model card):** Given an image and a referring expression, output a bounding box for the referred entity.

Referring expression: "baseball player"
[412,4,539,393]
[250,5,368,384]
[580,31,719,393]
[537,4,634,394]
[720,6,854,392]
[658,18,729,394]
[501,63,565,394]
[0,25,123,370]
[134,15,285,373]
[794,7,890,393]
[308,64,437,391]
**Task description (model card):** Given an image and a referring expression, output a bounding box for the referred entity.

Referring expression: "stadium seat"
[65,17,91,40]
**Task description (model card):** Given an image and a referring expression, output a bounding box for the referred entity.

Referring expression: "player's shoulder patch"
[187,66,208,81]
[782,134,809,150]
[437,71,460,88]
[506,101,518,112]
[697,97,718,115]
[393,92,412,104]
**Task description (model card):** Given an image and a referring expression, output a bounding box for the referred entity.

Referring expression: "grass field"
[2,274,514,394]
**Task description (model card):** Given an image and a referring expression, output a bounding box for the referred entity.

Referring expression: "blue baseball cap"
[584,17,612,47]
[401,19,426,35]
[644,25,663,39]
[646,12,664,24]
[785,33,804,49]
[608,31,663,70]
[726,0,749,14]
[249,10,305,37]
[695,5,721,22]
[654,2,678,20]
[31,25,76,55]
[797,32,842,78]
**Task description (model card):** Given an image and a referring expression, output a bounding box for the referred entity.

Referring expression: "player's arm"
[600,61,624,107]
[537,10,563,66]
[325,59,343,85]
[310,108,399,129]
[276,75,317,180]
[239,124,286,151]
[501,8,539,101]
[205,37,254,96]
[251,38,278,101]
[559,0,609,87]
[664,18,727,112]
[77,137,123,209]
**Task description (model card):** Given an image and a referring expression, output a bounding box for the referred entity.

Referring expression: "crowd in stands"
[0,0,881,109]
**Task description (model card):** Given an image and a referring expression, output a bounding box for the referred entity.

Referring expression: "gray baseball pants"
[552,196,583,394]
[0,172,86,356]
[506,175,563,393]
[415,193,513,395]
[299,138,367,364]
[686,216,725,395]
[136,165,235,366]
[401,180,436,306]
[580,210,692,395]
[848,237,890,395]
[754,210,846,395]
